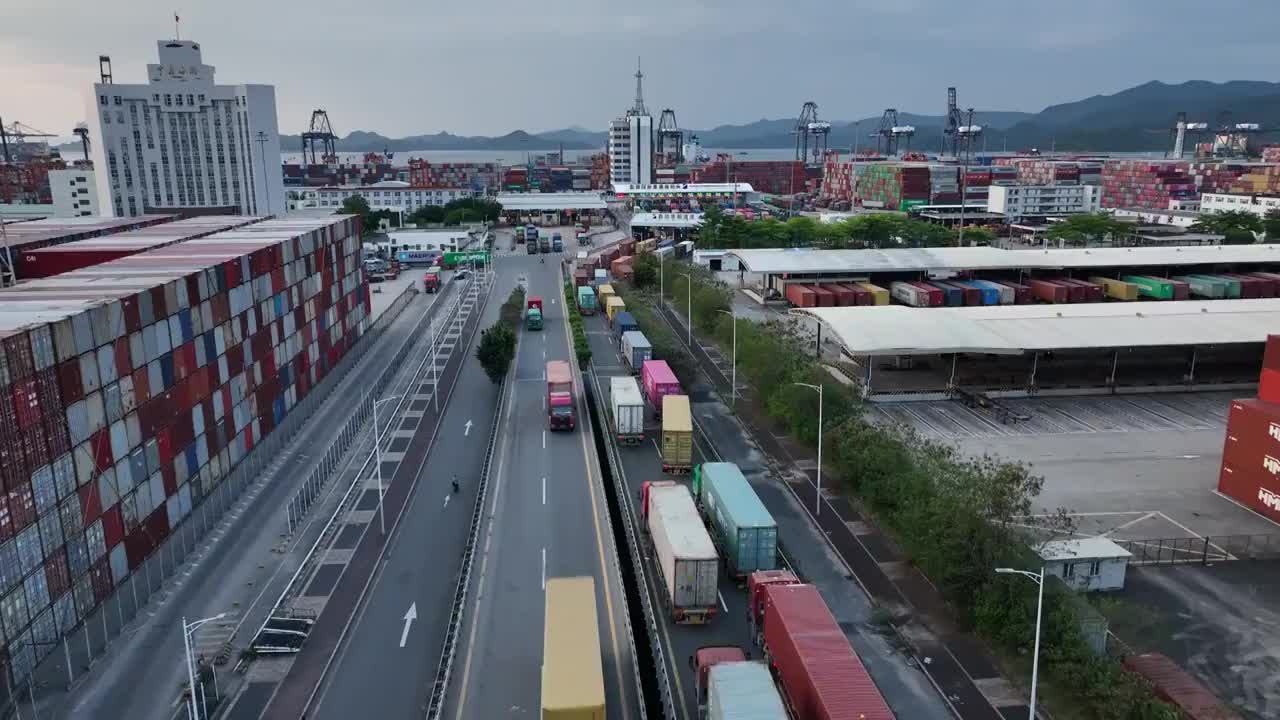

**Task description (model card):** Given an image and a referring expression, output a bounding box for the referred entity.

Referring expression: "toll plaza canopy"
[611,182,755,197]
[728,244,1280,275]
[496,192,607,211]
[799,298,1280,356]
[630,212,705,228]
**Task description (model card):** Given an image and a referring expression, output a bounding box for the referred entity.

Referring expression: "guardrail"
[1116,533,1280,565]
[253,275,480,647]
[585,369,673,720]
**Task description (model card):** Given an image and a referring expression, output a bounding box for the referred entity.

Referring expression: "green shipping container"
[1121,275,1175,300]
[1188,274,1239,298]
[1173,275,1227,299]
[576,285,597,314]
[693,462,778,576]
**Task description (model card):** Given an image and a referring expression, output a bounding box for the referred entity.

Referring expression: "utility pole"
[255,131,272,215]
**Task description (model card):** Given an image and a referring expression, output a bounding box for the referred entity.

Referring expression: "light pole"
[372,395,402,536]
[791,382,824,517]
[254,131,272,216]
[995,566,1046,720]
[677,273,693,347]
[182,612,228,720]
[715,308,737,408]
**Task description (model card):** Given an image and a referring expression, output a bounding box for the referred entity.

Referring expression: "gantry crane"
[300,110,338,165]
[0,119,56,164]
[872,109,915,156]
[792,102,831,165]
[657,109,683,163]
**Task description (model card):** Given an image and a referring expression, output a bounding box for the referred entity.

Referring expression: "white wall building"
[607,63,653,185]
[88,39,285,218]
[1109,207,1200,229]
[48,169,99,217]
[1201,192,1280,218]
[988,184,1100,223]
[304,182,474,212]
[1038,537,1132,593]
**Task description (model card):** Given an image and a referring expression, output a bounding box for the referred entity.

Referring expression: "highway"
[445,232,641,719]
[307,274,502,720]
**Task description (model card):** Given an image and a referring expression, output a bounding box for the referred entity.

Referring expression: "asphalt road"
[308,280,502,719]
[445,248,641,720]
[47,282,442,720]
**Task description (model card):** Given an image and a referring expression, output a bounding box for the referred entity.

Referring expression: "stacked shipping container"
[691,160,808,195]
[1,217,177,278]
[1100,161,1198,210]
[406,160,497,190]
[1229,164,1280,194]
[0,216,367,684]
[855,163,930,210]
[1219,335,1280,524]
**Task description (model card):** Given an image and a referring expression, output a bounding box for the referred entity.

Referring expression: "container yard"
[0,216,176,280]
[0,215,366,685]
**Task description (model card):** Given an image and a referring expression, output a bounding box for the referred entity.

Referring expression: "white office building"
[607,62,653,186]
[88,39,285,218]
[303,182,474,212]
[987,184,1100,223]
[48,169,100,217]
[1201,192,1280,218]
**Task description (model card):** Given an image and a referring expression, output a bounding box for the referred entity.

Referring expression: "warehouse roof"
[798,298,1280,355]
[629,212,704,228]
[728,244,1280,274]
[495,192,607,211]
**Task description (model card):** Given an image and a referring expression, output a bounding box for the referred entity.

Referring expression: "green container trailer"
[576,285,598,315]
[1173,275,1227,299]
[1121,275,1176,300]
[1189,274,1240,298]
[692,462,778,577]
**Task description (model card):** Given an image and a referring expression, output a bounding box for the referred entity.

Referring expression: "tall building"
[607,60,653,186]
[88,39,284,218]
[48,168,99,217]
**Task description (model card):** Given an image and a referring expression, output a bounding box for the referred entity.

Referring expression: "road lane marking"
[541,548,546,590]
[464,419,473,436]
[443,494,450,509]
[718,592,728,613]
[542,477,546,505]
[399,603,417,648]
[542,431,546,449]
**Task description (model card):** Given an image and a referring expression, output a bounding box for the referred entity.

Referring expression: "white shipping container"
[609,376,645,442]
[109,543,128,584]
[646,484,719,620]
[890,281,929,307]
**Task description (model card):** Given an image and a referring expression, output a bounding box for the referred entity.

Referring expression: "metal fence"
[1116,534,1280,565]
[9,284,419,716]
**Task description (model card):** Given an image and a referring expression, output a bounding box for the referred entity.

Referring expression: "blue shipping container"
[694,462,778,575]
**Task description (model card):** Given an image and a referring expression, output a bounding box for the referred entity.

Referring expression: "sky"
[2,0,1278,140]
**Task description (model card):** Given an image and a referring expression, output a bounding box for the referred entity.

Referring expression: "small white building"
[1201,192,1280,218]
[48,169,100,217]
[987,184,1101,223]
[1110,207,1200,229]
[307,182,474,213]
[1038,537,1133,592]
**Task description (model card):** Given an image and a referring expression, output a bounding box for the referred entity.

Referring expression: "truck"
[757,583,894,720]
[551,232,564,252]
[524,224,538,243]
[707,660,788,720]
[693,462,779,577]
[605,296,626,324]
[620,331,652,373]
[661,394,693,474]
[576,285,597,315]
[527,238,539,255]
[525,306,543,331]
[539,235,552,254]
[546,360,575,430]
[612,311,638,346]
[422,267,441,293]
[642,481,719,624]
[642,360,681,418]
[542,577,606,720]
[609,376,645,445]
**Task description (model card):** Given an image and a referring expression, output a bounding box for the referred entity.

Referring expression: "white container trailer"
[707,662,788,720]
[620,331,653,374]
[890,281,929,307]
[594,268,608,285]
[647,483,720,624]
[609,376,646,445]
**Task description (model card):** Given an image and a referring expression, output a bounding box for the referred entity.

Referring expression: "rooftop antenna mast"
[174,12,181,41]
[629,57,648,116]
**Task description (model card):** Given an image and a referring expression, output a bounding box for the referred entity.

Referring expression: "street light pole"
[254,131,272,216]
[995,567,1046,720]
[372,395,402,536]
[792,382,824,517]
[181,612,228,720]
[678,273,693,347]
[716,308,737,407]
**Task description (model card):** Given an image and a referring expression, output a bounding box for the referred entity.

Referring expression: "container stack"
[691,160,805,195]
[590,152,610,190]
[1014,160,1083,185]
[571,168,591,191]
[503,166,528,191]
[928,164,959,203]
[0,216,366,682]
[1100,161,1197,209]
[855,163,930,210]
[550,167,573,192]
[1218,335,1280,524]
[1229,164,1280,195]
[820,157,855,203]
[407,160,498,190]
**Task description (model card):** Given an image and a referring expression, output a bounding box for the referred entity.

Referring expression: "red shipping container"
[906,281,944,306]
[822,283,856,306]
[102,504,125,548]
[761,583,894,720]
[1260,368,1280,404]
[837,284,873,306]
[786,284,818,308]
[12,379,40,429]
[1122,653,1234,720]
[1028,279,1069,303]
[810,285,836,307]
[78,480,102,527]
[0,495,11,543]
[57,359,84,405]
[9,484,34,530]
[91,557,112,602]
[45,551,71,598]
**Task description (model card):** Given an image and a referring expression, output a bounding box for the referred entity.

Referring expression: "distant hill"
[63,80,1277,156]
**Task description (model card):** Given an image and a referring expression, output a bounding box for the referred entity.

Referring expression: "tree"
[338,195,381,234]
[475,322,516,384]
[1043,213,1127,246]
[1190,210,1262,245]
[632,253,659,289]
[958,226,997,245]
[1262,209,1280,243]
[409,205,446,225]
[444,207,479,226]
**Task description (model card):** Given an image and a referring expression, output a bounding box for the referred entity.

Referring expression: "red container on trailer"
[785,284,818,308]
[836,283,872,306]
[1028,279,1069,303]
[821,283,856,306]
[906,281,944,306]
[1167,279,1190,300]
[760,583,894,720]
[1122,653,1236,720]
[809,285,836,307]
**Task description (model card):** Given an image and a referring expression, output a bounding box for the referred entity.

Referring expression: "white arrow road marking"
[464,419,473,436]
[443,494,450,509]
[400,603,417,648]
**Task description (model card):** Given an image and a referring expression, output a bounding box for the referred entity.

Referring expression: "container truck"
[856,282,890,305]
[620,331,652,373]
[542,577,606,720]
[809,285,836,307]
[605,296,627,324]
[1122,275,1178,300]
[524,224,538,243]
[422,268,441,293]
[890,281,931,307]
[597,283,616,308]
[747,569,801,640]
[643,360,682,417]
[539,235,552,253]
[527,239,539,255]
[643,482,720,623]
[1028,278,1069,303]
[1122,652,1235,720]
[594,269,608,286]
[758,583,894,720]
[551,232,563,252]
[1188,274,1239,298]
[576,285,597,315]
[1090,276,1141,301]
[661,394,694,474]
[707,661,789,720]
[525,306,543,331]
[612,311,638,345]
[546,360,575,431]
[693,462,778,577]
[926,281,963,307]
[609,376,645,445]
[691,646,749,712]
[785,284,817,308]
[573,268,590,288]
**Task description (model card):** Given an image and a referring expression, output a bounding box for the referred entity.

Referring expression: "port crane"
[872,109,915,156]
[657,109,684,163]
[944,87,983,158]
[792,102,831,165]
[0,118,56,164]
[301,110,338,164]
[1167,112,1208,159]
[1210,111,1266,158]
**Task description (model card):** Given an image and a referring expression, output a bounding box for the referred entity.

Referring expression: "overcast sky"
[2,0,1277,139]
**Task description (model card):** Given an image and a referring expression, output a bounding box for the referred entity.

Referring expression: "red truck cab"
[689,646,749,710]
[528,295,544,312]
[639,480,678,524]
[546,360,575,430]
[748,569,801,638]
[422,269,441,293]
